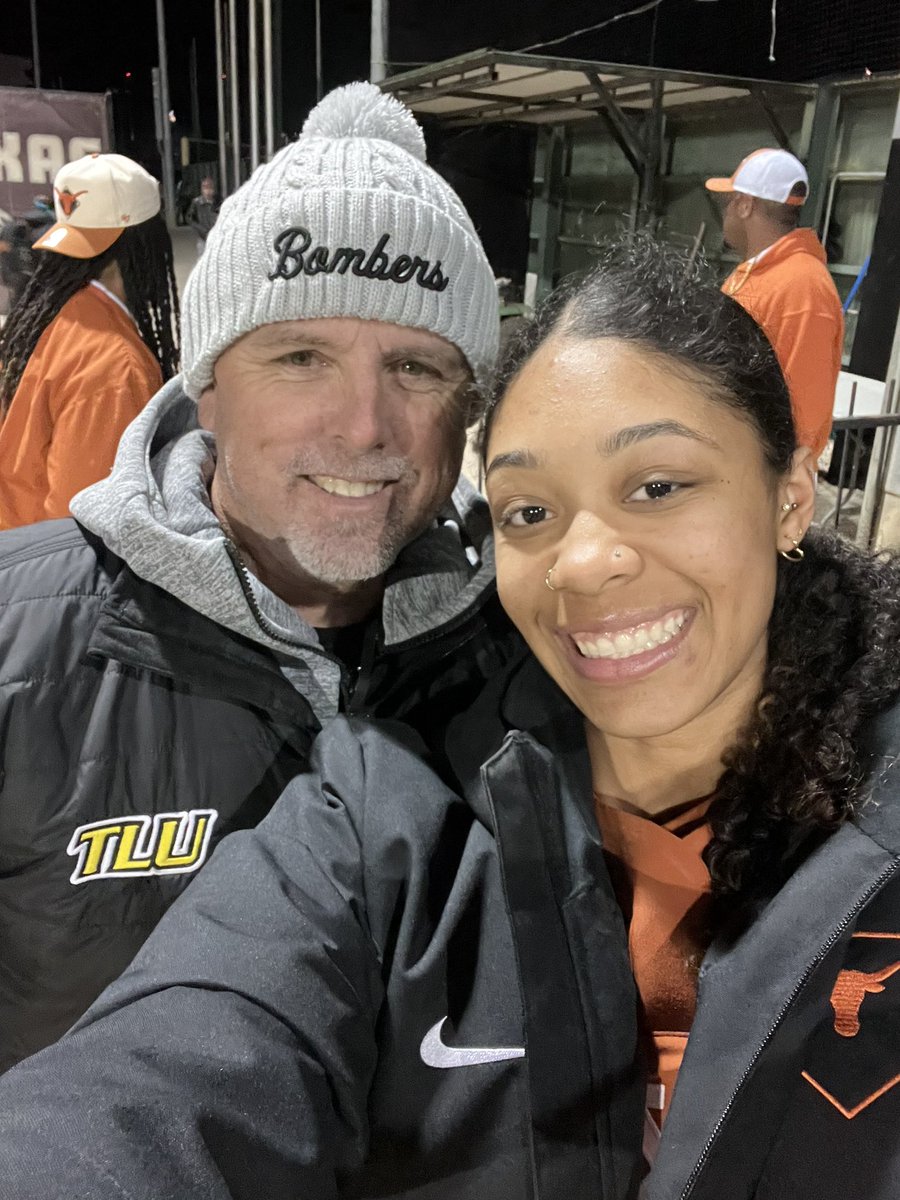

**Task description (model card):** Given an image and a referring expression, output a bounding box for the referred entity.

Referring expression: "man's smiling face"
[198,316,470,590]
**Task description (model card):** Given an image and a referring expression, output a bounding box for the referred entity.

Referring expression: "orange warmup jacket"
[723,228,843,458]
[0,282,162,530]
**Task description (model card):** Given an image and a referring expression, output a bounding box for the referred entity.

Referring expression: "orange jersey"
[723,228,843,458]
[0,283,162,530]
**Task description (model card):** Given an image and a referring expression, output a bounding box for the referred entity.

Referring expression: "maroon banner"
[0,87,111,222]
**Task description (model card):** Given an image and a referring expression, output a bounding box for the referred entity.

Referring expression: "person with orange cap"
[706,148,843,460]
[0,153,179,529]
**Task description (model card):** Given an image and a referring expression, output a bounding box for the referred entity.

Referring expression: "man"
[706,148,843,458]
[0,81,510,1071]
[187,175,219,256]
[0,154,179,528]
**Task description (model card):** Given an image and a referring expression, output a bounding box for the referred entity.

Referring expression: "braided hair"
[0,213,179,415]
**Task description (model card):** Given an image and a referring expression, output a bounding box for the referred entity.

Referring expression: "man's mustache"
[287,452,414,483]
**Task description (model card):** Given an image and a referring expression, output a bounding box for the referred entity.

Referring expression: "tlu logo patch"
[67,810,218,884]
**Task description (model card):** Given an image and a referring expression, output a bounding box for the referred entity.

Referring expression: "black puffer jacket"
[1,658,900,1198]
[0,517,516,1071]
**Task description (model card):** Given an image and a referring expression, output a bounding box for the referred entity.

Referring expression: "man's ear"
[735,193,755,220]
[197,384,216,433]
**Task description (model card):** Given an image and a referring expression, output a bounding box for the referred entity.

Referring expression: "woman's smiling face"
[485,335,812,745]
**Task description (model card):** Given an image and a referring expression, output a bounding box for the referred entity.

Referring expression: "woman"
[0,239,898,1200]
[0,153,179,529]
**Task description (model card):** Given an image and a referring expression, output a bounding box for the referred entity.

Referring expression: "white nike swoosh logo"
[419,1017,526,1069]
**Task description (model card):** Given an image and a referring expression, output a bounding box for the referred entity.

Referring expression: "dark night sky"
[4,0,898,139]
[2,0,897,217]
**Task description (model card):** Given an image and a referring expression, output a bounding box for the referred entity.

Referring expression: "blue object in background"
[843,255,871,313]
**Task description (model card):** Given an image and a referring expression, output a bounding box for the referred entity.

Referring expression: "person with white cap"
[0,83,513,1074]
[706,147,843,459]
[0,153,179,528]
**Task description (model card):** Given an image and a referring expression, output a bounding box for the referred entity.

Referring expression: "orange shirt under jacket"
[595,797,713,1130]
[0,282,162,530]
[722,228,843,459]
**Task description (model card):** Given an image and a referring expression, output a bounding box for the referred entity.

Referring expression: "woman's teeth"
[572,611,689,660]
[309,475,386,497]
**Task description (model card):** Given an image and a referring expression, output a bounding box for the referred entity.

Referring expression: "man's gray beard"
[280,512,416,586]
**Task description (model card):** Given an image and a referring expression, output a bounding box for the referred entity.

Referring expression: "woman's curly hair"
[481,234,900,910]
[708,524,900,908]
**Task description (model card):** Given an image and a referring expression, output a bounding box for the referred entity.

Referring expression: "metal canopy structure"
[382,50,818,300]
[380,48,816,140]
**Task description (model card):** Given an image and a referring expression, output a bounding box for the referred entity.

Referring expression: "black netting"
[393,0,900,84]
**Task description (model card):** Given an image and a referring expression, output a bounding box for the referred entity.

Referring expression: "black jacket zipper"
[225,541,494,713]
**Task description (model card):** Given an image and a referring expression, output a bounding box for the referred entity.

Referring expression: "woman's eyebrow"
[486,421,718,480]
[601,421,721,455]
[484,449,541,480]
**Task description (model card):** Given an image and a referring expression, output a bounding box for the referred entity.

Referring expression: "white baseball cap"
[705,148,808,206]
[33,152,161,259]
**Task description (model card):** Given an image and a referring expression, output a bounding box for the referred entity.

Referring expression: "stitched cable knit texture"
[181,82,499,397]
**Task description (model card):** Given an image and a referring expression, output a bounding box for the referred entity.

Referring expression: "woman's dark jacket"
[0,656,899,1199]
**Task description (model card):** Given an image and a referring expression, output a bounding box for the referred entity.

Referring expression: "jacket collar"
[443,651,591,829]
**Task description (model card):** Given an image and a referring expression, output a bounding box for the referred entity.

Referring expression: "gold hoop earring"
[545,566,557,591]
[779,531,805,562]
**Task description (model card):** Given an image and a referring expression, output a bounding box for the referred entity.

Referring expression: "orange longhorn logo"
[55,187,88,218]
[830,961,900,1037]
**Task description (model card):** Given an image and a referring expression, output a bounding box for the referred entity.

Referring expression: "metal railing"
[816,378,900,550]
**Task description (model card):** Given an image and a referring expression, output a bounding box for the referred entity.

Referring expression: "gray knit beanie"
[181,82,499,399]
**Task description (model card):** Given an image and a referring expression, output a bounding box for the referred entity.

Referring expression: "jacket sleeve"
[43,362,157,520]
[0,722,383,1200]
[777,305,843,459]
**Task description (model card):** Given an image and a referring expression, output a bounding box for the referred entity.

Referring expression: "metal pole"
[637,78,664,231]
[189,37,201,140]
[154,0,176,225]
[370,0,388,83]
[248,0,260,170]
[857,381,898,550]
[229,0,241,187]
[214,0,228,194]
[262,0,274,158]
[29,0,42,89]
[315,0,324,101]
[151,68,164,146]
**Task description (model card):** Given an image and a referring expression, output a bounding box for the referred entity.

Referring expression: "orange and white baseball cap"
[705,148,808,206]
[33,153,161,259]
